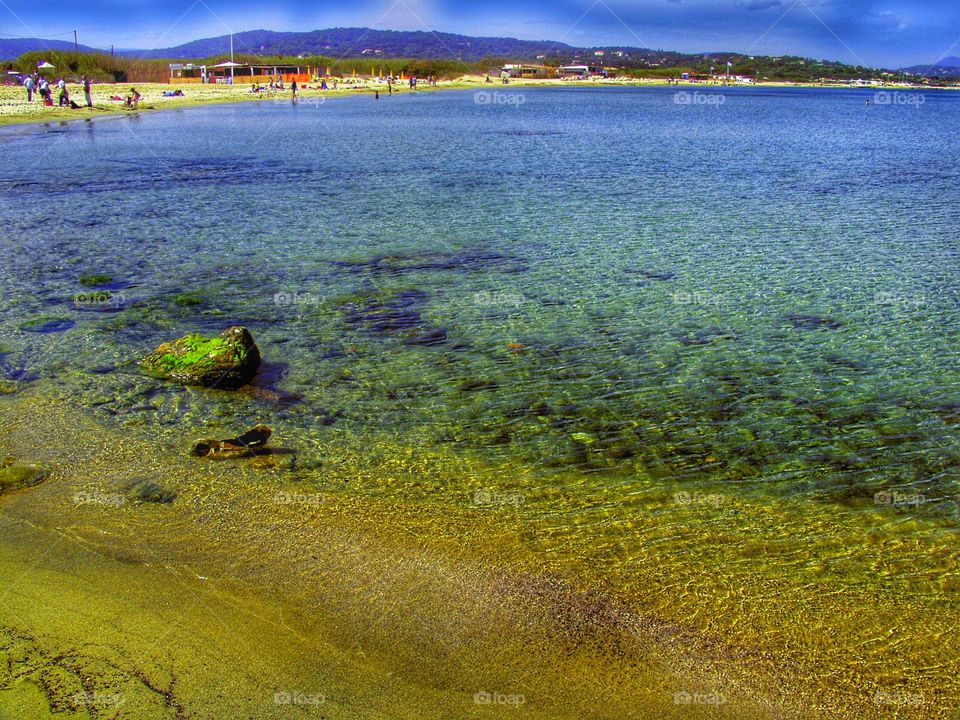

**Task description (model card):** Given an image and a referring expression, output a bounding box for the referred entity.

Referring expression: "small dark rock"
[787,314,841,330]
[127,480,176,504]
[404,328,448,346]
[192,424,272,458]
[459,379,500,392]
[20,316,75,333]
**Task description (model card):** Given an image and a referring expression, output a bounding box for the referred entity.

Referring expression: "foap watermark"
[474,690,526,706]
[71,692,125,709]
[274,96,326,108]
[873,689,923,707]
[674,491,727,507]
[73,290,126,310]
[273,491,326,507]
[874,91,924,108]
[674,691,727,706]
[274,691,326,706]
[473,489,525,507]
[874,292,926,308]
[73,490,126,507]
[674,91,726,107]
[874,490,925,507]
[672,291,722,307]
[473,290,526,308]
[474,91,526,108]
[274,290,320,306]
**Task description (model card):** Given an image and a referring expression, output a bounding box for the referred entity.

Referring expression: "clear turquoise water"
[2,86,960,519]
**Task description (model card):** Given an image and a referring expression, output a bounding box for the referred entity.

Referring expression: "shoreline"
[0,386,801,719]
[0,77,953,129]
[1,382,957,717]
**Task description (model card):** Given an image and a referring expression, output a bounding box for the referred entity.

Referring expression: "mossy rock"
[0,464,50,495]
[79,273,113,287]
[140,326,261,389]
[173,292,204,307]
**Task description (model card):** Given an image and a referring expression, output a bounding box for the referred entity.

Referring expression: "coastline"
[2,77,958,719]
[1,384,956,717]
[0,76,950,129]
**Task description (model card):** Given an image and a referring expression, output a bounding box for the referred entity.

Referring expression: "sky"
[1,0,958,68]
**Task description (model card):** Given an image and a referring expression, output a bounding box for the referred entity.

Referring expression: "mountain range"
[901,56,960,78]
[0,37,101,58]
[1,28,957,78]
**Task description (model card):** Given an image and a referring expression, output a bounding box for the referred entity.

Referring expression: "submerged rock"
[192,424,272,459]
[141,326,261,388]
[786,314,841,330]
[404,328,448,346]
[79,273,113,287]
[0,463,50,495]
[638,270,676,281]
[20,316,75,333]
[126,479,177,504]
[673,327,736,346]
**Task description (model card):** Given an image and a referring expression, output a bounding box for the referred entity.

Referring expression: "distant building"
[558,64,608,78]
[170,62,315,84]
[500,64,553,79]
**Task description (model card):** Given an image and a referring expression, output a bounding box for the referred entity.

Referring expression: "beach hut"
[213,60,244,84]
[36,61,55,74]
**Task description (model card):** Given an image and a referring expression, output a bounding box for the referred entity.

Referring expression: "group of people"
[22,73,93,108]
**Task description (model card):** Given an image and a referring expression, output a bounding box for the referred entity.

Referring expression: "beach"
[2,384,955,718]
[1,84,958,718]
[0,75,941,128]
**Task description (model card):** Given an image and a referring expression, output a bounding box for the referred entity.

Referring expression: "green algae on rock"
[0,464,49,494]
[78,273,113,287]
[140,326,261,389]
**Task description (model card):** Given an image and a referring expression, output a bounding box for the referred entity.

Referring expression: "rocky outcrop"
[141,326,261,389]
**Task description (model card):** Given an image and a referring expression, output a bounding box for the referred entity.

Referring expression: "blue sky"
[1,0,957,68]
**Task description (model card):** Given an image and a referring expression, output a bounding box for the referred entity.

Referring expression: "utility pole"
[74,30,78,53]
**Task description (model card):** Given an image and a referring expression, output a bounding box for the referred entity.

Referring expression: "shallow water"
[1,86,959,717]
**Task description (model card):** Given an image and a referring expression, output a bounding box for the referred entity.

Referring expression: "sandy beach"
[2,384,955,718]
[0,75,940,128]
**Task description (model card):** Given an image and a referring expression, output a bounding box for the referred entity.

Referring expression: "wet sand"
[1,383,956,718]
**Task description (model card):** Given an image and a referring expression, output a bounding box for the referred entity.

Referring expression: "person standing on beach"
[291,79,298,99]
[23,74,35,101]
[82,76,92,107]
[56,77,69,107]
